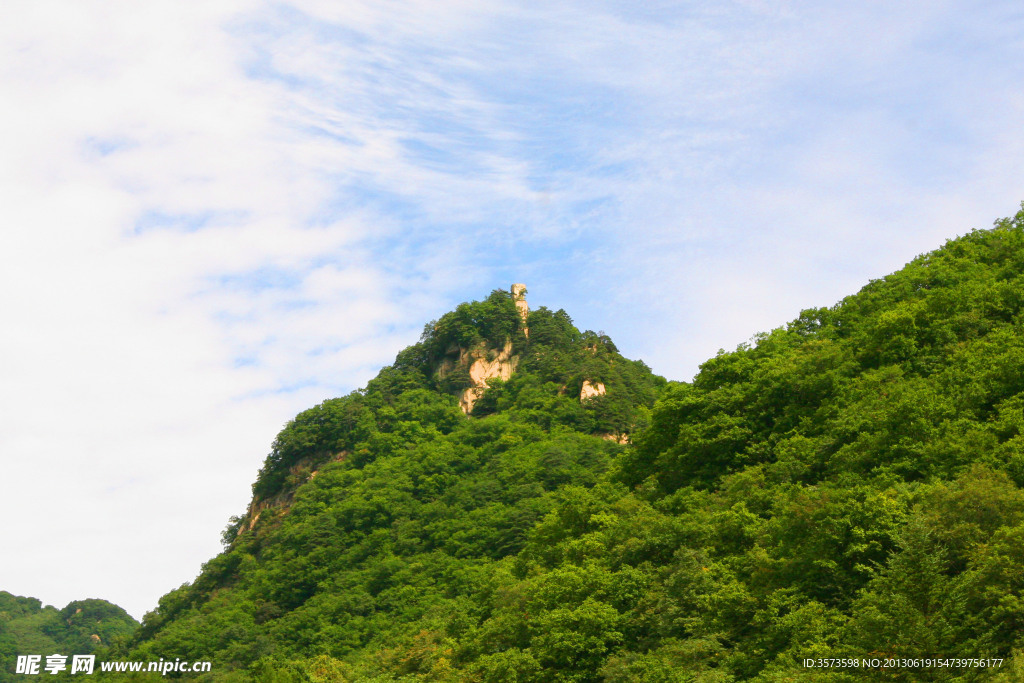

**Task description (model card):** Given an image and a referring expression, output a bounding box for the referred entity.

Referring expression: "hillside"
[123,206,1024,681]
[0,592,137,683]
[123,286,664,681]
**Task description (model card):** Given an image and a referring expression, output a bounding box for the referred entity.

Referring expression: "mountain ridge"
[113,204,1024,681]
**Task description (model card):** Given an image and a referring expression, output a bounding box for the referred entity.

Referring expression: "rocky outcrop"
[433,285,529,415]
[580,380,606,401]
[600,432,630,444]
[458,339,518,414]
[512,282,528,339]
[512,282,528,325]
[240,451,346,533]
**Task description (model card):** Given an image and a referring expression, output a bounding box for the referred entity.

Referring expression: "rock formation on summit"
[512,283,529,338]
[434,284,529,414]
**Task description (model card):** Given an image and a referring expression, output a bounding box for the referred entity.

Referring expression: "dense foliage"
[0,592,137,682]
[122,288,664,681]
[119,206,1024,680]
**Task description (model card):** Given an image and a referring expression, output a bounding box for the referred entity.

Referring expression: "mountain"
[0,592,137,682]
[124,205,1024,681]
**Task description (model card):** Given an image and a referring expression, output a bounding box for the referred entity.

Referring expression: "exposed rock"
[580,380,606,401]
[240,452,346,534]
[242,499,273,533]
[459,339,518,414]
[600,432,630,444]
[512,283,529,336]
[432,285,528,415]
[460,387,484,415]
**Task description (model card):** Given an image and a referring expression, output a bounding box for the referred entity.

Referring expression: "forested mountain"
[0,592,136,682]
[122,207,1024,681]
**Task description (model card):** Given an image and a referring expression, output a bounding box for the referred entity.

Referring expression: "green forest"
[9,206,1024,681]
[0,592,136,682]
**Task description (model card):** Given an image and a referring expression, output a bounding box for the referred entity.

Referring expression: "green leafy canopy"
[121,204,1024,681]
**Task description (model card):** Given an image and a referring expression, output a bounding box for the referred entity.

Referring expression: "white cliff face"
[580,380,606,401]
[435,285,529,415]
[512,283,529,336]
[459,339,518,414]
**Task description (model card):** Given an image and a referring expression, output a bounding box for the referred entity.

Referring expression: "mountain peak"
[124,207,1024,683]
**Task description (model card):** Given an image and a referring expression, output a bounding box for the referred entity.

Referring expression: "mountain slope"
[125,205,1024,682]
[0,592,137,683]
[125,288,664,681]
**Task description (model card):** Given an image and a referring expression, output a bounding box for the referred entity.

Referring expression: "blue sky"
[1,0,1023,620]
